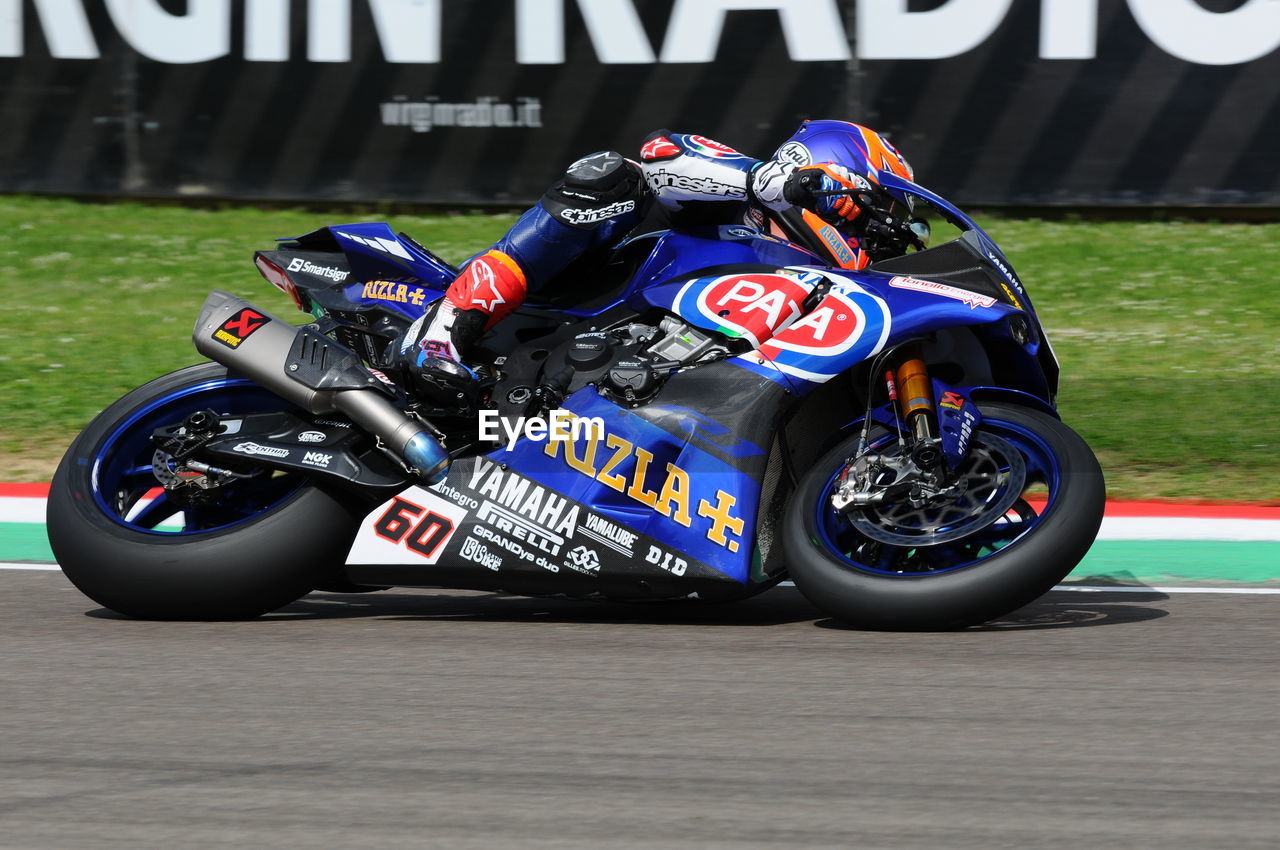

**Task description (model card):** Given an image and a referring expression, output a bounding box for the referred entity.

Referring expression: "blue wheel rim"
[813,415,1063,577]
[90,377,305,537]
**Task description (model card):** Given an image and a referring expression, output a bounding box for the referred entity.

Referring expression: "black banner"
[2,1,1279,206]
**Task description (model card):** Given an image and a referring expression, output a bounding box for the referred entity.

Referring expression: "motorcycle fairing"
[492,388,760,581]
[290,198,1057,593]
[731,272,895,388]
[875,172,1060,396]
[346,357,793,593]
[613,226,1041,402]
[276,217,1050,409]
[652,267,824,347]
[327,223,458,287]
[261,224,457,322]
[257,250,440,323]
[284,223,456,286]
[345,457,733,600]
[345,450,745,600]
[714,263,1024,396]
[623,228,824,308]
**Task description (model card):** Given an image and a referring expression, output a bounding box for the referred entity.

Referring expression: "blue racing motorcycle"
[48,173,1104,629]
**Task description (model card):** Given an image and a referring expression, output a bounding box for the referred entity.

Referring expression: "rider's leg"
[409,248,526,372]
[405,151,648,373]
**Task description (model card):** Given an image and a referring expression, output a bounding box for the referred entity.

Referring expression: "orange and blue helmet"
[770,120,918,267]
[774,119,914,184]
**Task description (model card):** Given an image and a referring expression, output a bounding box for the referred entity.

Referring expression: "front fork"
[834,346,971,510]
[891,344,943,470]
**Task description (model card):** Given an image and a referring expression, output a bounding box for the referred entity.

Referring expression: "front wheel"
[783,402,1105,630]
[48,363,363,620]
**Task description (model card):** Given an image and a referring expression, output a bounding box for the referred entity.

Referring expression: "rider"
[399,119,918,397]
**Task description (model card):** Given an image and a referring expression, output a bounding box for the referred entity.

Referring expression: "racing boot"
[399,249,527,408]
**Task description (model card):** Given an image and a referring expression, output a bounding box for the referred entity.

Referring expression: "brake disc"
[846,432,1027,547]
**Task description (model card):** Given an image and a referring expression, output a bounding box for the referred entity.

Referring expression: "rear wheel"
[783,402,1104,630]
[48,363,362,620]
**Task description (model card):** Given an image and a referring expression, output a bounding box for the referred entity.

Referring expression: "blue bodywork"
[488,389,763,582]
[272,180,1060,594]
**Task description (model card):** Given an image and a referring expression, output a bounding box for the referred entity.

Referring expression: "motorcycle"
[48,171,1104,629]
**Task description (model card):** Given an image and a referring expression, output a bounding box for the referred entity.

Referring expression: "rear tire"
[47,363,362,620]
[783,402,1104,630]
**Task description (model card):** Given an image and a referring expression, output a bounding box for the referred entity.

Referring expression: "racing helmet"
[775,119,913,181]
[770,120,918,265]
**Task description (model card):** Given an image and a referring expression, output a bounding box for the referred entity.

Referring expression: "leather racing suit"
[401,130,811,380]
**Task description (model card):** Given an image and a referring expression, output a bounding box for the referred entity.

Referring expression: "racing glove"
[783,163,873,223]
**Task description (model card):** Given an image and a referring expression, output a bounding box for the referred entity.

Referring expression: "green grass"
[1,195,1276,500]
[984,217,1280,500]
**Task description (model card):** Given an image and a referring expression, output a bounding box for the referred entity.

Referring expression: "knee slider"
[543,151,645,229]
[564,151,633,192]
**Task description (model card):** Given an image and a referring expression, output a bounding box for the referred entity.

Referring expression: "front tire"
[48,363,362,620]
[783,402,1105,630]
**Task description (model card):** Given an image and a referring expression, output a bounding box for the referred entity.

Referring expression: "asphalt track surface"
[2,570,1277,849]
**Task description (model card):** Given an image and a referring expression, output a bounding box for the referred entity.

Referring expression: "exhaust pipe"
[192,291,449,484]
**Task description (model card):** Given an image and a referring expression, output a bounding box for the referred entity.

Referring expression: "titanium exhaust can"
[192,290,449,484]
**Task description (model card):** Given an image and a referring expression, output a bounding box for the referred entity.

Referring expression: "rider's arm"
[639,131,762,211]
[639,130,858,222]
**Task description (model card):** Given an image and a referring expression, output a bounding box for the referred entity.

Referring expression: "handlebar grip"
[783,169,824,207]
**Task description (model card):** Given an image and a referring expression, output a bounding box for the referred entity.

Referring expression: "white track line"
[4,503,1280,540]
[774,579,1280,595]
[1101,516,1280,541]
[1,562,1275,594]
[1051,585,1280,595]
[0,498,47,524]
